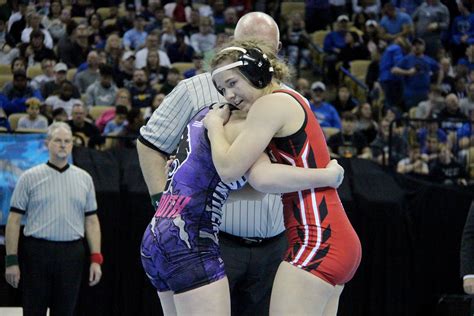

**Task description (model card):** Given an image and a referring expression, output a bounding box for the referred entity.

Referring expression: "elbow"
[247,172,273,193]
[219,168,243,184]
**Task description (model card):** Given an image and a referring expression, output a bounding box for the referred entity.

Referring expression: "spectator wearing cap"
[17,97,48,130]
[450,1,474,63]
[31,58,56,91]
[128,68,157,108]
[123,14,148,51]
[190,16,216,55]
[45,81,82,118]
[135,32,172,69]
[115,51,136,88]
[42,62,80,99]
[21,12,54,49]
[412,0,450,58]
[392,37,439,110]
[74,50,100,93]
[20,29,56,66]
[183,53,204,78]
[363,19,384,49]
[309,81,342,129]
[352,0,381,16]
[85,64,118,107]
[379,3,413,42]
[323,14,351,83]
[2,70,43,115]
[167,29,194,63]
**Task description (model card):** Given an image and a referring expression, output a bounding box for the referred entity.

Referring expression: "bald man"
[138,12,287,316]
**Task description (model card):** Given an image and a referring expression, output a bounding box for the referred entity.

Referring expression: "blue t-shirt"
[310,101,342,129]
[379,44,404,82]
[380,12,412,35]
[323,31,346,54]
[457,123,472,139]
[396,54,439,98]
[451,14,474,45]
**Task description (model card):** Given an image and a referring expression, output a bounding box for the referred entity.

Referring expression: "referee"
[137,13,287,316]
[4,122,103,315]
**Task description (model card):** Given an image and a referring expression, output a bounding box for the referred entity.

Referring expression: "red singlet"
[267,89,362,286]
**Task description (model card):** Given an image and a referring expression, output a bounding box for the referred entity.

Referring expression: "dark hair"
[88,13,102,27]
[99,64,114,77]
[52,107,67,117]
[11,57,27,71]
[115,105,128,115]
[30,29,44,40]
[168,67,180,75]
[341,111,356,121]
[126,108,141,123]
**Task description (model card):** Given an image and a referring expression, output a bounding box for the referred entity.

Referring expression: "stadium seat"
[67,68,77,81]
[97,7,112,20]
[349,60,371,83]
[0,74,12,89]
[15,128,47,133]
[0,64,12,75]
[8,113,27,131]
[89,105,114,121]
[280,2,305,19]
[27,64,43,79]
[171,62,194,75]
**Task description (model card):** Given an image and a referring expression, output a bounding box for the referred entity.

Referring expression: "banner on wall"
[0,133,49,226]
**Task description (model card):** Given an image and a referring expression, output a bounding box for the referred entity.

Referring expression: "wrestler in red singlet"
[267,89,362,286]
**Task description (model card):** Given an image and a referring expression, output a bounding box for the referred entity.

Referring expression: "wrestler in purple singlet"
[141,107,246,294]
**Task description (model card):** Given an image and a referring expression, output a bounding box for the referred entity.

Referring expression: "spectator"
[163,0,192,23]
[437,57,455,95]
[190,16,216,55]
[117,3,136,36]
[145,50,169,85]
[123,14,148,51]
[352,0,381,16]
[181,8,200,37]
[283,12,311,69]
[392,38,439,110]
[391,0,423,15]
[129,69,156,108]
[309,81,341,129]
[339,31,370,68]
[95,88,132,132]
[327,111,372,159]
[52,107,68,122]
[67,103,103,148]
[362,19,386,53]
[30,58,56,91]
[450,1,474,63]
[104,34,123,70]
[85,64,118,107]
[458,41,474,71]
[87,13,105,50]
[45,81,82,117]
[379,3,413,42]
[42,62,80,99]
[457,109,474,156]
[115,51,136,88]
[7,0,28,46]
[216,7,238,35]
[47,7,70,42]
[183,53,204,79]
[397,144,429,175]
[417,116,448,148]
[4,122,102,315]
[324,15,350,84]
[371,117,408,165]
[74,51,100,93]
[460,82,474,116]
[420,134,442,168]
[355,102,378,143]
[0,16,20,66]
[135,32,172,69]
[294,77,311,100]
[21,12,53,49]
[430,144,468,185]
[160,17,181,51]
[454,75,468,100]
[118,107,144,148]
[159,67,180,95]
[17,97,48,130]
[379,36,410,108]
[412,0,450,58]
[42,0,64,40]
[20,30,56,66]
[103,105,128,136]
[58,23,90,68]
[167,29,194,63]
[332,84,359,113]
[144,92,165,121]
[2,70,43,115]
[438,93,468,133]
[145,6,165,33]
[415,85,445,119]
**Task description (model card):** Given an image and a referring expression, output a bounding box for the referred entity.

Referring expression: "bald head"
[234,12,281,53]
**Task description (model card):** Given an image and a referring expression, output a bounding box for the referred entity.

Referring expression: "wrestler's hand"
[326,159,344,188]
[203,103,231,128]
[5,265,20,288]
[89,262,102,287]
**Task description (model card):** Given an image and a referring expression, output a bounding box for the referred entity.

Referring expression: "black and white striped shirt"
[10,162,98,241]
[140,73,285,238]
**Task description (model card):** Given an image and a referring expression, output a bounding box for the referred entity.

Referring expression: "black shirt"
[327,131,368,157]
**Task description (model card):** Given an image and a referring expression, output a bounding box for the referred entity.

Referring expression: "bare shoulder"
[251,92,300,114]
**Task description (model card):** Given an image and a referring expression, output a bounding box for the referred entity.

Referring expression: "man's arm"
[137,140,169,196]
[5,212,22,288]
[85,214,102,286]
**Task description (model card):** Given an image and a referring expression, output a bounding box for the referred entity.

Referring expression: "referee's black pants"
[20,237,85,316]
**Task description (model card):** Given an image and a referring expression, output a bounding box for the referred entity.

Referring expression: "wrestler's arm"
[205,94,289,182]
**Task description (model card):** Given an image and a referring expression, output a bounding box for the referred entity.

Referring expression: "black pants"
[21,237,85,316]
[219,232,288,316]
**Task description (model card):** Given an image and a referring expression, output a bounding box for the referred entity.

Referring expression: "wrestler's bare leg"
[269,261,335,316]
[322,285,344,316]
[173,277,230,316]
[158,291,177,316]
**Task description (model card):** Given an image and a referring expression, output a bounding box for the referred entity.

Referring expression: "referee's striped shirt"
[139,72,286,238]
[10,162,98,242]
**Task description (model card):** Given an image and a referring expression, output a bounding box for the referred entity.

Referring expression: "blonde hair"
[210,39,291,87]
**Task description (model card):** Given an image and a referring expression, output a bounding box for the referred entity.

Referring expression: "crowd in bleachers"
[0,0,472,184]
